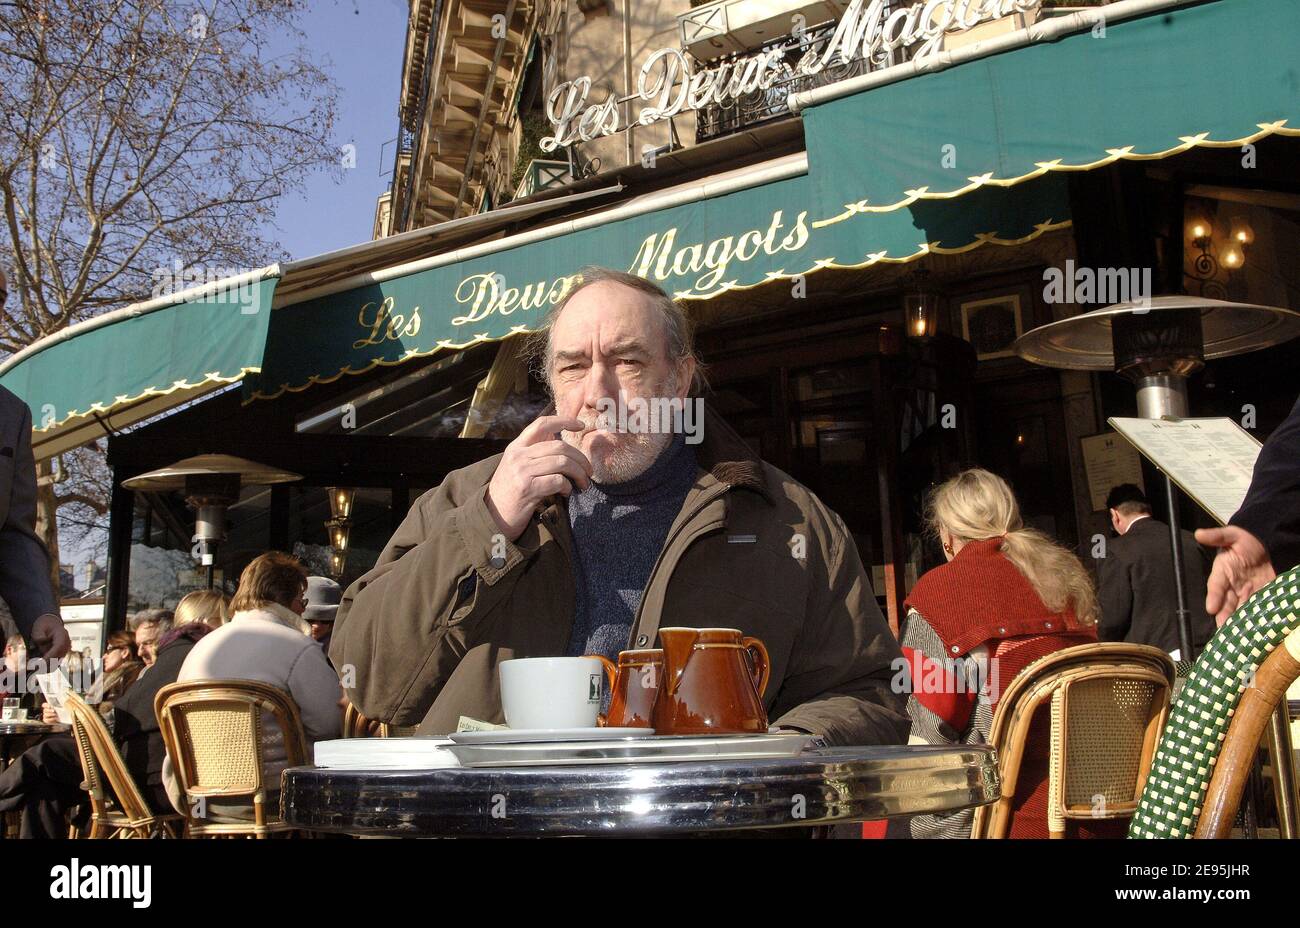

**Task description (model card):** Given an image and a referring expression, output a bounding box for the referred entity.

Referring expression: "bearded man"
[331,267,908,746]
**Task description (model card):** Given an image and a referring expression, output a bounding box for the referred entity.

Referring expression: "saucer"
[448,727,650,744]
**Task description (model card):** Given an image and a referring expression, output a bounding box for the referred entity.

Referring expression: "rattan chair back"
[342,701,416,738]
[971,642,1174,838]
[1195,625,1300,837]
[64,691,181,838]
[155,679,309,837]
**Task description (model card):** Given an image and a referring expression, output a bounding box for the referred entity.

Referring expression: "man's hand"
[1195,525,1277,626]
[31,613,71,660]
[485,415,592,541]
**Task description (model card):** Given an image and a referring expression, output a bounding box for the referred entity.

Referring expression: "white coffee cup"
[499,657,606,730]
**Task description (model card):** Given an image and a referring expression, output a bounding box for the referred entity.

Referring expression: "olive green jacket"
[331,406,908,746]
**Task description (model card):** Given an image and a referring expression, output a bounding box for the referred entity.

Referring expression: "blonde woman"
[174,589,231,630]
[897,468,1101,839]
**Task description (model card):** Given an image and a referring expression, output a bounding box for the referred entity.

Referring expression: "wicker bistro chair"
[154,680,311,838]
[342,702,417,739]
[1129,565,1300,839]
[63,691,183,838]
[1195,623,1300,838]
[971,643,1176,839]
[341,702,382,739]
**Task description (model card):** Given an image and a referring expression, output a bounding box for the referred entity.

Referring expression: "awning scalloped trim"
[814,121,1298,229]
[30,367,258,435]
[245,218,1072,404]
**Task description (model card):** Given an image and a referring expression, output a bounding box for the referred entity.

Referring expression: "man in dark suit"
[0,267,70,660]
[1096,484,1215,656]
[1197,394,1300,624]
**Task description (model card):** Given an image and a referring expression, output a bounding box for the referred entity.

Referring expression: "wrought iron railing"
[692,0,1095,143]
[694,20,883,143]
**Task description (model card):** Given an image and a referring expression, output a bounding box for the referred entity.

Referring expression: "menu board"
[1106,417,1263,525]
[1080,432,1146,512]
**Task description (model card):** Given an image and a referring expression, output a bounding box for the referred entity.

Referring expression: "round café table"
[0,720,71,769]
[282,744,999,837]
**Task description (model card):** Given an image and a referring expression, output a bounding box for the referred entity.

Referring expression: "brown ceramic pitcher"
[589,649,663,728]
[652,627,771,735]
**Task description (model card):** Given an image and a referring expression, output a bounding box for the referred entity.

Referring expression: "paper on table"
[33,669,73,724]
[1107,417,1263,525]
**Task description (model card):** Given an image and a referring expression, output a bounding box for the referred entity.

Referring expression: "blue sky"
[70,1,410,573]
[269,0,410,261]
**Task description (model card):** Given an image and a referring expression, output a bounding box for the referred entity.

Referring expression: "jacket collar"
[695,402,772,504]
[231,603,309,635]
[1126,515,1162,535]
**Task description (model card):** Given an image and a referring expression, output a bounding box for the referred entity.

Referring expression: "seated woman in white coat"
[164,552,342,822]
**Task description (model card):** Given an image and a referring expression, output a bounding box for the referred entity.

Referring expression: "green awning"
[7,0,1286,444]
[248,171,1070,400]
[799,0,1300,218]
[0,276,277,456]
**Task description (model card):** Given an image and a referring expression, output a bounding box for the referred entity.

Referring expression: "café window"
[127,482,272,608]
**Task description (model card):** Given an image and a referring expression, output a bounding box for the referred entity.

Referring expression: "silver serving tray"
[445,733,816,767]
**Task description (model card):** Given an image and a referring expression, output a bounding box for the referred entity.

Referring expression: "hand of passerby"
[31,613,71,660]
[1195,525,1277,626]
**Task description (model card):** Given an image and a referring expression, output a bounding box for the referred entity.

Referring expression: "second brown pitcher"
[653,627,770,735]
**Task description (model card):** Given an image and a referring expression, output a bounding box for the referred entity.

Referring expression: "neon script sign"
[542,0,1042,151]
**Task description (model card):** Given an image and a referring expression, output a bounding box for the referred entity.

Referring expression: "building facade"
[1,0,1296,637]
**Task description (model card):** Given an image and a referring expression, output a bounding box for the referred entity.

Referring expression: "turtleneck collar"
[586,432,697,500]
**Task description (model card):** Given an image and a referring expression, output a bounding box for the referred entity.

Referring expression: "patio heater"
[1013,295,1300,660]
[123,455,302,589]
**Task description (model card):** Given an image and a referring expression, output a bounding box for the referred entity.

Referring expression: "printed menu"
[1106,417,1263,525]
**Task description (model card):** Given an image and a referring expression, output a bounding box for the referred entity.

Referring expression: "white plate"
[446,733,815,767]
[314,738,459,769]
[448,727,649,745]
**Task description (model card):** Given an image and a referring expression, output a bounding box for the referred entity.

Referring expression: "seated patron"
[302,576,341,659]
[164,553,342,823]
[897,469,1103,838]
[0,623,208,838]
[331,266,908,746]
[41,630,144,723]
[174,589,232,631]
[132,609,174,668]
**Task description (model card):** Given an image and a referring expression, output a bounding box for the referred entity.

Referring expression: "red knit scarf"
[905,537,1093,657]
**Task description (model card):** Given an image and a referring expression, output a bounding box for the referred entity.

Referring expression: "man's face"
[135,624,160,666]
[307,620,331,643]
[548,282,694,484]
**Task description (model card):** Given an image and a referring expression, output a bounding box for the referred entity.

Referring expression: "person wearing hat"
[303,576,341,658]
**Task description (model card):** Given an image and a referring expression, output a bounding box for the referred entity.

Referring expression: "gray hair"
[524,266,705,394]
[130,608,175,634]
